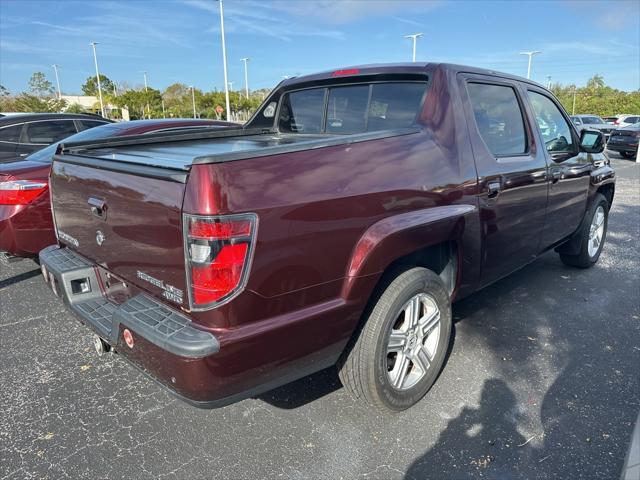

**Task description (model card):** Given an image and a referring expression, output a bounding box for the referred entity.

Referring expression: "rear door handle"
[88,197,107,219]
[551,170,563,183]
[487,181,501,198]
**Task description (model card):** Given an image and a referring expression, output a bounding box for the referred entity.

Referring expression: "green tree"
[82,74,115,96]
[14,93,67,113]
[0,84,9,97]
[551,75,640,117]
[28,72,54,97]
[65,103,87,114]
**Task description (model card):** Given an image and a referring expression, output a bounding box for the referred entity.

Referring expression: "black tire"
[620,151,635,159]
[559,193,609,268]
[338,267,452,412]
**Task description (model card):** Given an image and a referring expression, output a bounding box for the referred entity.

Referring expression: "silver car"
[571,115,613,140]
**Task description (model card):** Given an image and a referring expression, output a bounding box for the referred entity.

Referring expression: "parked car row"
[0,113,111,163]
[606,122,640,159]
[570,114,639,160]
[604,114,640,127]
[0,118,237,262]
[32,63,615,413]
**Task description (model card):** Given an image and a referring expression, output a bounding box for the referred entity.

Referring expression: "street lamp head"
[519,50,541,56]
[241,57,250,62]
[404,33,424,39]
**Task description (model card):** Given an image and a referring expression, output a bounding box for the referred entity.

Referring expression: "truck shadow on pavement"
[0,266,41,290]
[404,223,639,479]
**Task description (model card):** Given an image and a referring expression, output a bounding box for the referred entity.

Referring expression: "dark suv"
[0,113,110,162]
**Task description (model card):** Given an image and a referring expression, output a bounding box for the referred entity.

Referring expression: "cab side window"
[466,83,527,156]
[527,91,574,154]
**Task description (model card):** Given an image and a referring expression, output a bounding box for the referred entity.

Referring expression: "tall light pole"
[547,75,552,89]
[190,86,196,118]
[404,33,423,62]
[240,57,250,99]
[228,81,234,91]
[142,71,150,119]
[52,64,62,99]
[519,51,541,79]
[572,85,577,115]
[218,0,231,121]
[90,42,105,117]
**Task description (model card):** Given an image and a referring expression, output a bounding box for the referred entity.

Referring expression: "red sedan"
[0,119,237,262]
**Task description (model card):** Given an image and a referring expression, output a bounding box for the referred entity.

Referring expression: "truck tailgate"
[50,157,188,307]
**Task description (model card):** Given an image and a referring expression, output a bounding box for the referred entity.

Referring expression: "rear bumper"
[607,141,638,153]
[39,245,227,405]
[39,245,353,408]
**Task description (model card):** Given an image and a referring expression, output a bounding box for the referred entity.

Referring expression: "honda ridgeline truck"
[39,64,615,411]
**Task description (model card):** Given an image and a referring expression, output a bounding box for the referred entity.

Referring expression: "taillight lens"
[0,180,48,205]
[184,213,258,309]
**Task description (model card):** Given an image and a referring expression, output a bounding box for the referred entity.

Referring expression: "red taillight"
[184,213,257,309]
[332,68,360,77]
[0,180,48,205]
[614,119,620,125]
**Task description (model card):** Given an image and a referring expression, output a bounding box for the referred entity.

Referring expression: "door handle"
[487,181,501,198]
[551,170,563,183]
[88,197,107,219]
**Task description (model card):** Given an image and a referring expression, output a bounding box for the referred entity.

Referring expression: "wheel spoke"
[404,296,420,328]
[392,353,411,389]
[387,331,407,353]
[413,346,432,374]
[419,310,440,337]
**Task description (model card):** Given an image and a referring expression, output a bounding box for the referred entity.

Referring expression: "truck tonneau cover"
[56,127,420,171]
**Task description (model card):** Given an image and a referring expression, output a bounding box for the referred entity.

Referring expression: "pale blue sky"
[1,0,638,94]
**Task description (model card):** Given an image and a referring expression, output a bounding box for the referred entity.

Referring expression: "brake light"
[332,68,360,77]
[184,213,258,309]
[0,180,48,205]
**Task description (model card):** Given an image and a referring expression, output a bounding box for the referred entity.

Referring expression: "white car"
[611,114,640,128]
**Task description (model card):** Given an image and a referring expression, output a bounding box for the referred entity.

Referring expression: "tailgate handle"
[88,197,107,219]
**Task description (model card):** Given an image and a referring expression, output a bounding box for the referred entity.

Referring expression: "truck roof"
[280,62,546,90]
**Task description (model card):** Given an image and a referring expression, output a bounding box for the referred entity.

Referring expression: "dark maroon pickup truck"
[39,63,615,411]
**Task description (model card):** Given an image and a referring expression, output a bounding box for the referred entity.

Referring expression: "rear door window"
[24,120,78,144]
[466,83,527,156]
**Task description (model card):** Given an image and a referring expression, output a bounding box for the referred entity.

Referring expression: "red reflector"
[332,68,360,77]
[123,328,134,348]
[191,243,248,304]
[189,219,251,239]
[0,180,48,205]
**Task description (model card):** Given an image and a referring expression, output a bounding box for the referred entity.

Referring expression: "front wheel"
[338,267,452,412]
[559,193,609,268]
[620,151,636,159]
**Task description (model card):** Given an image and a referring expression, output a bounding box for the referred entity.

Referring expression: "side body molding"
[342,204,478,300]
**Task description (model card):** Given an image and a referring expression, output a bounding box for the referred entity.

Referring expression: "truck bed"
[57,127,420,171]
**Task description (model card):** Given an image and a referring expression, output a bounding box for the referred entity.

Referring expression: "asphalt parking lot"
[1,153,638,480]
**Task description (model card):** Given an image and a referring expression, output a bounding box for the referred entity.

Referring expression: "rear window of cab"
[257,82,428,134]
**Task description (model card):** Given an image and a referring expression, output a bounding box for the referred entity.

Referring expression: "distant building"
[60,95,129,121]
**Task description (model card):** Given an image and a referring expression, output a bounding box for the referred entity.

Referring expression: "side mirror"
[579,129,605,153]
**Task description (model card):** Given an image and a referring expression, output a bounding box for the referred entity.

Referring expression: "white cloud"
[268,0,443,24]
[183,0,346,42]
